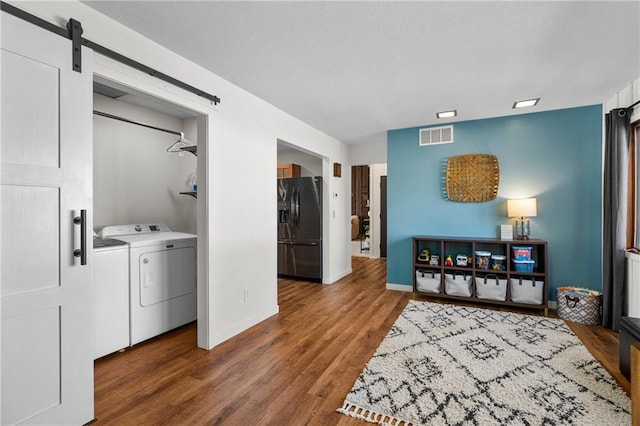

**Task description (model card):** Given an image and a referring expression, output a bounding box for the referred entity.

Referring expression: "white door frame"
[369,163,387,259]
[92,54,217,349]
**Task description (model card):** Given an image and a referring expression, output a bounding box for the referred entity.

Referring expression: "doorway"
[351,165,370,257]
[277,139,329,283]
[351,164,387,259]
[90,75,209,359]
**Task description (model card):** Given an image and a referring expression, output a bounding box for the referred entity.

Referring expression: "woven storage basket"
[415,270,441,293]
[476,274,507,301]
[509,277,544,305]
[444,272,472,297]
[557,287,602,325]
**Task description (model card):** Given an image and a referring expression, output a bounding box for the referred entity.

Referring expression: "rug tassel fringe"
[337,402,411,426]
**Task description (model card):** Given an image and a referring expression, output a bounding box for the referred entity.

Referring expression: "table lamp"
[507,198,537,240]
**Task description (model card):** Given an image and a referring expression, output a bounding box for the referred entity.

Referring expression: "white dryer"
[99,224,197,345]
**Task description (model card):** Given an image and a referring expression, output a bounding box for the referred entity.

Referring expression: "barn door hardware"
[1,1,221,105]
[66,18,83,72]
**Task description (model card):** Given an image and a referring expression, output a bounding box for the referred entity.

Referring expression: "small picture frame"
[500,224,513,240]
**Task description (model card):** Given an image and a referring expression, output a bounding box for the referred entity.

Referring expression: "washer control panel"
[98,223,171,238]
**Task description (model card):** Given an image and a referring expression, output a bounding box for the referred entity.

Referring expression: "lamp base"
[515,217,531,240]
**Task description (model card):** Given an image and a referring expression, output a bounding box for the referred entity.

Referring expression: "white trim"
[605,77,640,121]
[387,283,413,292]
[548,300,557,310]
[626,249,640,317]
[211,305,279,347]
[327,268,352,284]
[369,164,387,259]
[626,249,640,262]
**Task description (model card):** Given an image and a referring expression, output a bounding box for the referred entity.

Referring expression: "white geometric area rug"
[338,300,630,425]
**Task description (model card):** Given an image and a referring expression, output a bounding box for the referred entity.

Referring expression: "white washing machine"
[93,236,129,359]
[99,224,197,345]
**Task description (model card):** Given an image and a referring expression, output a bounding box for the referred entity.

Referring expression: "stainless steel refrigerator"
[277,176,323,282]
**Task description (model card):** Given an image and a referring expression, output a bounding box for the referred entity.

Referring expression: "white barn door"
[1,12,94,425]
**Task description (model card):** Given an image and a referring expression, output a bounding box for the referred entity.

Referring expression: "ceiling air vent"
[419,125,453,146]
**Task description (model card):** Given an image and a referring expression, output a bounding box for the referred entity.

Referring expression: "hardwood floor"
[94,257,628,425]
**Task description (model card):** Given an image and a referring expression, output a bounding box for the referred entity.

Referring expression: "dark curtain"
[603,108,632,330]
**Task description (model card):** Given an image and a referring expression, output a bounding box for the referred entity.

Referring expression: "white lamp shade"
[507,198,537,218]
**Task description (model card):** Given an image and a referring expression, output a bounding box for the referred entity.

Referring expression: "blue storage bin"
[513,259,535,272]
[512,246,532,260]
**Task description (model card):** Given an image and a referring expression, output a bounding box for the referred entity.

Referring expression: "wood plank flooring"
[94,257,628,425]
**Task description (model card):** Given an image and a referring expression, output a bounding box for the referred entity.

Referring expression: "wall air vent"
[419,125,453,146]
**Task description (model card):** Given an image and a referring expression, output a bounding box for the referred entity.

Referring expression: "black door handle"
[73,209,87,265]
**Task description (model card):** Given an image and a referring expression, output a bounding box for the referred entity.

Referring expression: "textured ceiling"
[82,1,640,146]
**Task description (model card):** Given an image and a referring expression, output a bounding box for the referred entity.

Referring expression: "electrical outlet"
[244,288,249,302]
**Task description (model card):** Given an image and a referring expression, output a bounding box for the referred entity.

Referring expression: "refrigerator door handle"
[291,241,319,246]
[293,187,301,226]
[278,240,318,247]
[289,187,295,226]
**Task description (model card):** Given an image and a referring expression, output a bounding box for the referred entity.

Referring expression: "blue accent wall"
[387,105,603,300]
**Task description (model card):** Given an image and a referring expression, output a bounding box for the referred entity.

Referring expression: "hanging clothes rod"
[627,99,640,110]
[93,110,181,136]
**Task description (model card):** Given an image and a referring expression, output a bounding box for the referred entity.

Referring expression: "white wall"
[93,94,197,234]
[15,1,352,349]
[277,148,323,177]
[350,140,386,166]
[605,77,640,122]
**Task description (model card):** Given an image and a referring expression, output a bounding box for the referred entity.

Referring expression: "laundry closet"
[92,83,199,359]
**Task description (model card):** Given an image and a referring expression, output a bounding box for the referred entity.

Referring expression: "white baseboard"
[326,268,353,284]
[387,283,413,292]
[548,300,557,310]
[209,304,279,348]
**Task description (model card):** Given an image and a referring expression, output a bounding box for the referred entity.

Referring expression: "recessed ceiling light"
[513,98,540,109]
[437,110,457,119]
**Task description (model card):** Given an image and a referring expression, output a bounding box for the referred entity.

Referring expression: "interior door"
[1,12,94,425]
[380,176,387,258]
